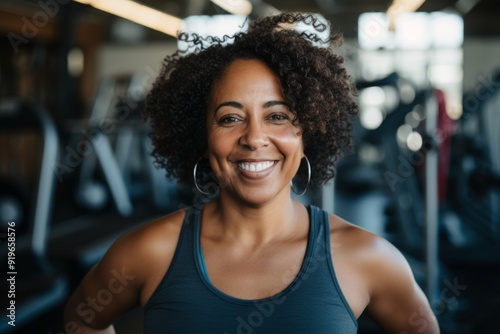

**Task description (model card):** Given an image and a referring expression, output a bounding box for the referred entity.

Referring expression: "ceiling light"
[73,0,182,37]
[178,15,249,52]
[387,0,426,30]
[210,0,253,16]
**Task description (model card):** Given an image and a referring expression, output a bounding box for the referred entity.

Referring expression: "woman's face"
[206,58,304,206]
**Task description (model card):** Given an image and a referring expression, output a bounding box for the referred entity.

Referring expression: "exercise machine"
[0,97,67,333]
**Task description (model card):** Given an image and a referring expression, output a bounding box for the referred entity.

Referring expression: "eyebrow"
[263,100,289,109]
[214,101,243,114]
[214,100,289,114]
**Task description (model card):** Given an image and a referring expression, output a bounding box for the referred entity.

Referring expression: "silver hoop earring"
[291,155,311,196]
[193,157,211,195]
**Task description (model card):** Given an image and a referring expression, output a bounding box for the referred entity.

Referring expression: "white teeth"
[238,161,275,172]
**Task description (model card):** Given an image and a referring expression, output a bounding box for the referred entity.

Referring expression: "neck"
[204,191,305,246]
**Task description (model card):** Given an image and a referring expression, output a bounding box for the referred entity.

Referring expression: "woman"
[64,13,439,333]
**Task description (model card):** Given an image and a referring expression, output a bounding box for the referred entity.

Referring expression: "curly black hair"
[144,12,358,187]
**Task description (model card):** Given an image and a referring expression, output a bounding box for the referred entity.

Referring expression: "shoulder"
[327,213,416,301]
[327,213,402,269]
[125,208,187,248]
[110,208,187,263]
[98,208,188,304]
[327,213,410,278]
[327,213,439,333]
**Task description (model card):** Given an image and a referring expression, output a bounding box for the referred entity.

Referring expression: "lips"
[237,160,276,172]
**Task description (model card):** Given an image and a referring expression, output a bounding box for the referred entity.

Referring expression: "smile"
[237,161,276,172]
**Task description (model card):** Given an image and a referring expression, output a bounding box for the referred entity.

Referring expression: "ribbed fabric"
[144,205,358,333]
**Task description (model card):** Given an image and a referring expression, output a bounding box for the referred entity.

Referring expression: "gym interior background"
[1,0,499,333]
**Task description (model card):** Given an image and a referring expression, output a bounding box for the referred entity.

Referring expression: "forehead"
[210,59,284,101]
[220,58,276,79]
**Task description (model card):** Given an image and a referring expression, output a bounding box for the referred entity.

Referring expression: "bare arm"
[365,238,440,334]
[64,270,117,333]
[63,231,143,333]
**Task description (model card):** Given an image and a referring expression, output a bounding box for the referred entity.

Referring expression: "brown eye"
[218,115,242,125]
[268,113,290,122]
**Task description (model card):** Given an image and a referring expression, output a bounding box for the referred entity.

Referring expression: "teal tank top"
[144,205,358,333]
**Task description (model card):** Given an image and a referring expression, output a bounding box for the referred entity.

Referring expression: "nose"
[239,117,269,150]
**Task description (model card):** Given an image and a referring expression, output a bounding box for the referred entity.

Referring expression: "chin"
[224,186,289,207]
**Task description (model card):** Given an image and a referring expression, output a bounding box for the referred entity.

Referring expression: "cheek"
[206,130,237,183]
[273,127,304,156]
[206,138,232,186]
[207,130,233,158]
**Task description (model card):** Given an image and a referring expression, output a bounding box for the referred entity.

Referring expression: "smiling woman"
[64,12,440,334]
[146,13,358,189]
[206,59,304,207]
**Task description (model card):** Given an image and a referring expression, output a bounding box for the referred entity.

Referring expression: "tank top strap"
[189,206,212,282]
[308,204,329,255]
[182,205,209,279]
[175,205,201,253]
[144,206,201,310]
[310,205,358,325]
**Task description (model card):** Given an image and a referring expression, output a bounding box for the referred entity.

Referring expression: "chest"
[201,238,308,300]
[145,240,358,334]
